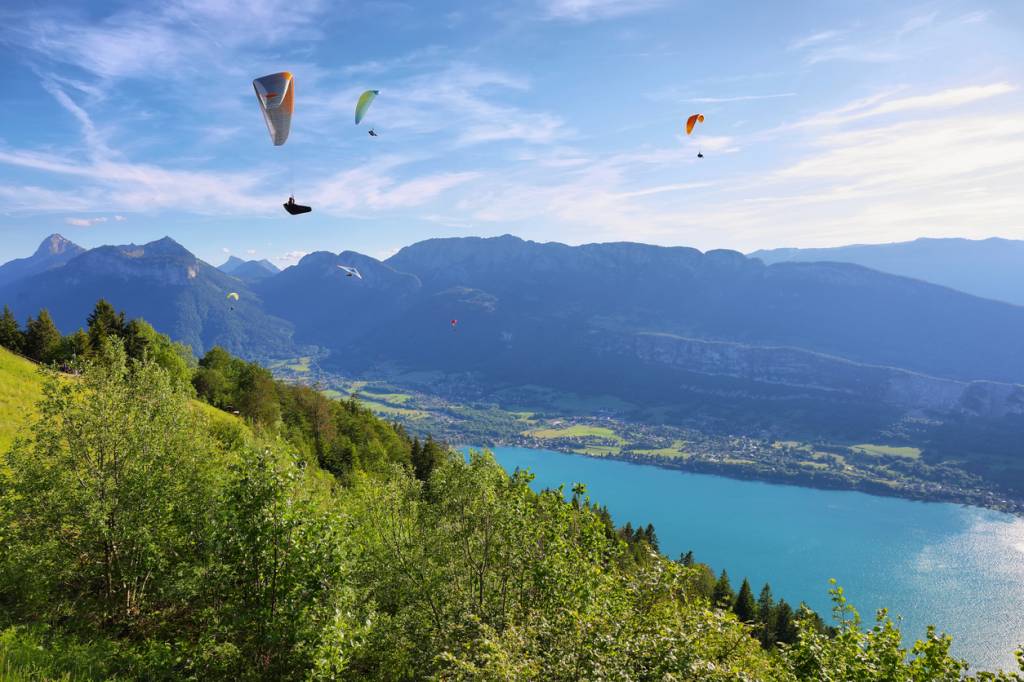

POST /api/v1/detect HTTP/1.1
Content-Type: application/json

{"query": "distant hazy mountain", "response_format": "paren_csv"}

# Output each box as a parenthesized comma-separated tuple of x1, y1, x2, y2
(750, 237, 1024, 306)
(219, 256, 280, 284)
(0, 236, 294, 359)
(374, 235, 1024, 385)
(0, 234, 85, 288)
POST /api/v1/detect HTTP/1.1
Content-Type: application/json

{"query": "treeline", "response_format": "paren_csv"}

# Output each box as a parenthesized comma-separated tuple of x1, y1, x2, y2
(2, 303, 1023, 680)
(0, 300, 191, 381)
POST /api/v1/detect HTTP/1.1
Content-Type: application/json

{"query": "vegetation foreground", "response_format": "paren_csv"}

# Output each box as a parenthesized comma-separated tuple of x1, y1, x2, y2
(1, 305, 1023, 680)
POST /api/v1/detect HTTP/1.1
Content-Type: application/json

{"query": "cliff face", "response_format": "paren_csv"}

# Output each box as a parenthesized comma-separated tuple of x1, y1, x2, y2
(592, 331, 1024, 417)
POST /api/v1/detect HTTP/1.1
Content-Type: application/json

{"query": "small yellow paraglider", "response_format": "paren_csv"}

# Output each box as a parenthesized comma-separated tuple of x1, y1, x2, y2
(227, 292, 240, 310)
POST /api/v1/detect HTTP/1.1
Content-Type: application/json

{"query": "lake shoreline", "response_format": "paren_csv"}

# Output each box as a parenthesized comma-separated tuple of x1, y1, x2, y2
(468, 439, 1024, 518)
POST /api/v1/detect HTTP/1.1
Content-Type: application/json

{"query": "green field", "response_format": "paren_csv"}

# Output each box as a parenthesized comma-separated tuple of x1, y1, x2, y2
(526, 424, 625, 443)
(0, 349, 43, 453)
(851, 444, 922, 460)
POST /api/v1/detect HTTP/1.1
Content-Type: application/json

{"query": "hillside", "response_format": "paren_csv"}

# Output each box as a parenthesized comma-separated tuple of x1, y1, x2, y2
(751, 237, 1024, 306)
(0, 348, 42, 453)
(0, 234, 84, 289)
(3, 329, 1021, 679)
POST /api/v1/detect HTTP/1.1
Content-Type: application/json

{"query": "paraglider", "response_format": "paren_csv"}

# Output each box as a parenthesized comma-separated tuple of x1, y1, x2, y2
(337, 265, 362, 279)
(368, 129, 378, 137)
(450, 319, 458, 331)
(284, 196, 312, 215)
(227, 292, 240, 310)
(355, 90, 379, 125)
(253, 72, 294, 146)
(685, 113, 705, 158)
(254, 71, 312, 212)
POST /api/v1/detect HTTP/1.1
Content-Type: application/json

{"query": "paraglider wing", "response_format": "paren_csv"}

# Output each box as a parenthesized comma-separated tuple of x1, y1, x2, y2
(450, 319, 458, 330)
(283, 200, 312, 215)
(355, 90, 379, 125)
(337, 265, 362, 279)
(253, 72, 294, 146)
(685, 113, 704, 135)
(226, 292, 240, 301)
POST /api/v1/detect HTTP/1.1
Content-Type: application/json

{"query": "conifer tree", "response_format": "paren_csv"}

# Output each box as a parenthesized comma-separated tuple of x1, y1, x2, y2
(756, 583, 776, 646)
(733, 578, 756, 623)
(0, 304, 24, 353)
(711, 570, 734, 608)
(24, 309, 62, 362)
(86, 299, 126, 351)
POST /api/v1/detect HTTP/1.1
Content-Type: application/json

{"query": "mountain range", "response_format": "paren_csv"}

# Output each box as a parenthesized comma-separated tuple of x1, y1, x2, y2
(3, 231, 1024, 490)
(751, 237, 1024, 306)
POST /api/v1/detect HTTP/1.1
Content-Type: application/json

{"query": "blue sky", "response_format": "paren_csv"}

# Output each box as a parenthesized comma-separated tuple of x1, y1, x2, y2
(1, 0, 1022, 267)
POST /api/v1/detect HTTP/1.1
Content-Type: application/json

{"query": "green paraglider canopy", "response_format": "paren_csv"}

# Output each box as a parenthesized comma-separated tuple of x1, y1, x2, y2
(355, 90, 379, 125)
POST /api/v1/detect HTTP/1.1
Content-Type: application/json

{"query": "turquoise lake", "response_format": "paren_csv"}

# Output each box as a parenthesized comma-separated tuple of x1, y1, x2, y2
(480, 446, 1024, 672)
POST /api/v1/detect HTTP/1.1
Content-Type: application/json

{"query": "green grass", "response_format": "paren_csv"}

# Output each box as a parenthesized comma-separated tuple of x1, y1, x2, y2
(358, 398, 429, 419)
(269, 356, 312, 373)
(851, 444, 922, 460)
(526, 424, 625, 443)
(0, 349, 44, 453)
(0, 348, 244, 456)
(359, 390, 413, 405)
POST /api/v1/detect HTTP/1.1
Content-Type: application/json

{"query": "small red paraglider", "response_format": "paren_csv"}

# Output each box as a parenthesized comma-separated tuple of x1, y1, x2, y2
(450, 319, 458, 331)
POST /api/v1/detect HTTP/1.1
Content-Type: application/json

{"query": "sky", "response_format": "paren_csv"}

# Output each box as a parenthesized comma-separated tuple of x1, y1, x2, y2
(1, 0, 1022, 267)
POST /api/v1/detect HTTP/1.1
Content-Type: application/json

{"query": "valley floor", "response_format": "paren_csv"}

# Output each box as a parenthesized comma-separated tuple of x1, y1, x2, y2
(270, 359, 1024, 517)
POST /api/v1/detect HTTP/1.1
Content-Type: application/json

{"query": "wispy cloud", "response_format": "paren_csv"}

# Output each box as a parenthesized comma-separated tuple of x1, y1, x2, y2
(788, 29, 844, 51)
(273, 250, 308, 267)
(65, 216, 107, 227)
(541, 0, 665, 22)
(791, 83, 1016, 128)
(689, 93, 797, 104)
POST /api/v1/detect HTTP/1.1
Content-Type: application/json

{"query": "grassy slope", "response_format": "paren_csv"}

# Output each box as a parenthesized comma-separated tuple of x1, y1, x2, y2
(0, 349, 43, 453)
(0, 347, 243, 453)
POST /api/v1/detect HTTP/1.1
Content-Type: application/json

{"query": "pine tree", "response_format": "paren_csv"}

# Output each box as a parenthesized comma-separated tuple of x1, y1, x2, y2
(733, 578, 756, 623)
(87, 299, 126, 351)
(0, 305, 24, 353)
(680, 550, 695, 567)
(774, 599, 798, 644)
(756, 583, 776, 646)
(711, 570, 734, 608)
(24, 309, 62, 362)
(643, 523, 659, 551)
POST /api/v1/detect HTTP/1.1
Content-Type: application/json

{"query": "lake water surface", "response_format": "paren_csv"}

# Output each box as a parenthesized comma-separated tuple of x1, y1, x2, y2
(481, 446, 1024, 672)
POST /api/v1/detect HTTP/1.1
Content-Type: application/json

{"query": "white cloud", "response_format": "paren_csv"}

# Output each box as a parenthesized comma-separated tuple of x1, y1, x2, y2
(221, 247, 231, 254)
(788, 29, 844, 51)
(273, 250, 308, 266)
(246, 249, 257, 256)
(4, 0, 326, 82)
(542, 0, 665, 21)
(790, 83, 1016, 129)
(65, 216, 107, 227)
(113, 215, 126, 221)
(689, 93, 796, 104)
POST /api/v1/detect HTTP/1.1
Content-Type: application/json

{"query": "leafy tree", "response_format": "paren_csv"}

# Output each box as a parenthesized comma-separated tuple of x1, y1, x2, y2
(1, 341, 220, 629)
(123, 318, 193, 385)
(86, 299, 125, 351)
(0, 304, 23, 353)
(711, 569, 734, 608)
(734, 577, 756, 623)
(23, 309, 61, 363)
(200, 447, 348, 679)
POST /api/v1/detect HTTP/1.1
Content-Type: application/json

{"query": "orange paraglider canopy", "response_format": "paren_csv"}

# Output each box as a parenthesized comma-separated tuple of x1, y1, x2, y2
(685, 113, 704, 135)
